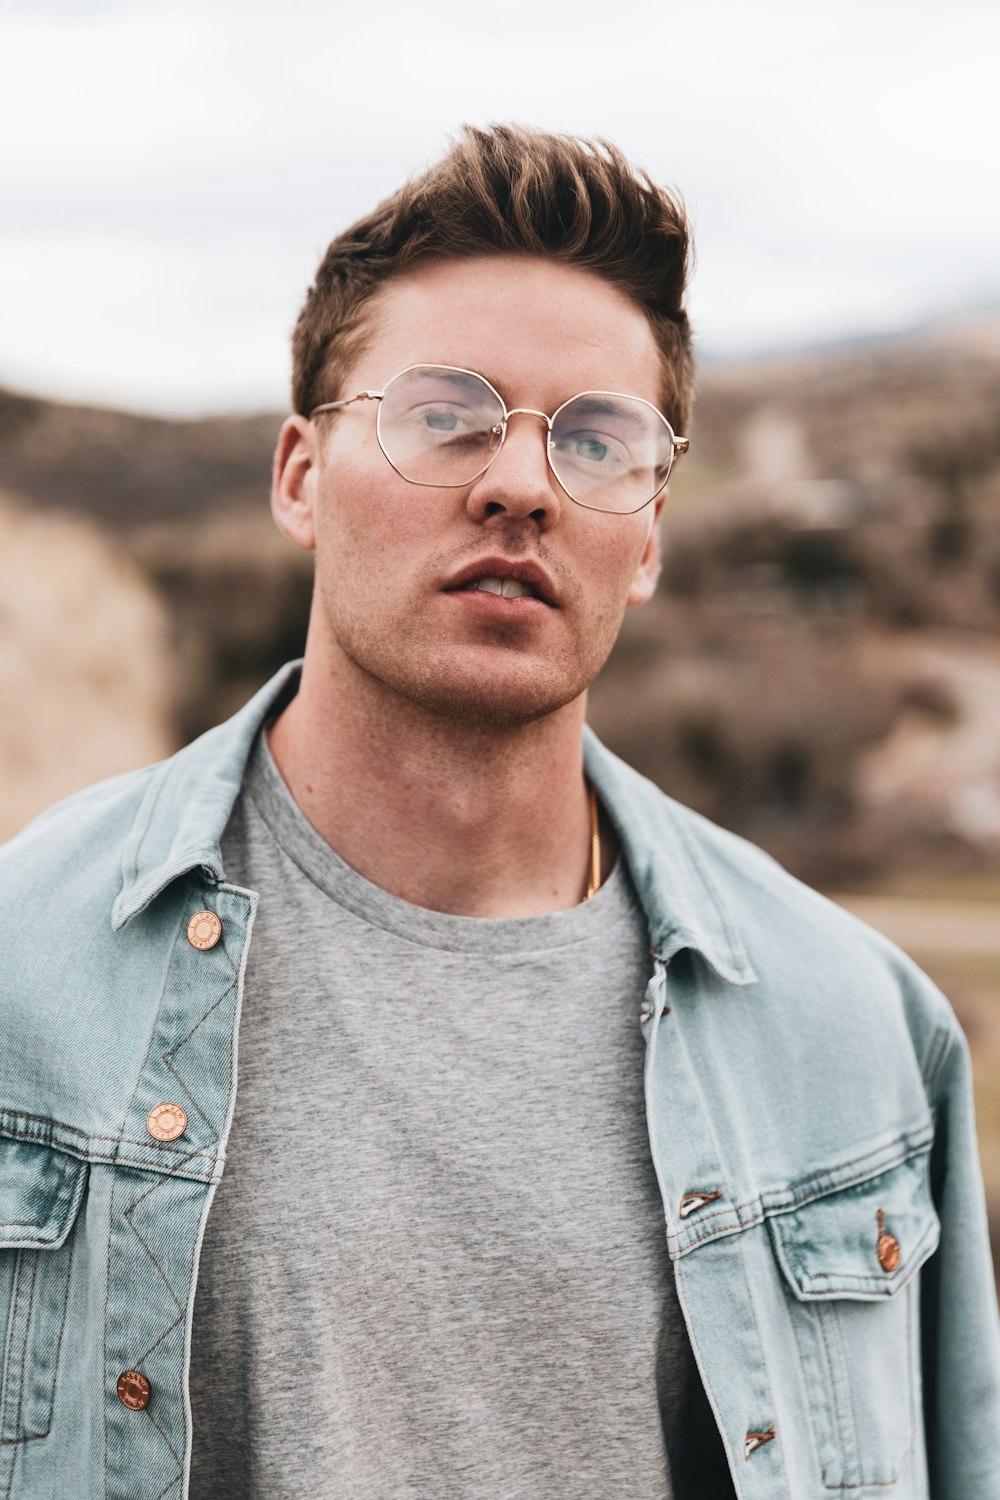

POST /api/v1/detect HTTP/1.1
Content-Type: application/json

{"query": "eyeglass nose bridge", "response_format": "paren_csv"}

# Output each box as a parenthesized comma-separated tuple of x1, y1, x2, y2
(489, 407, 554, 448)
(500, 406, 554, 430)
(486, 408, 559, 494)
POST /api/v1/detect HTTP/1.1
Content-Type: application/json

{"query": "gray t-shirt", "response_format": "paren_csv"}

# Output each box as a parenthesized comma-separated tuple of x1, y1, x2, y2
(188, 729, 732, 1498)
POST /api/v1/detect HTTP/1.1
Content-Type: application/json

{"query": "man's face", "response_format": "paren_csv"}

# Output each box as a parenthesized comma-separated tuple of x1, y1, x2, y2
(282, 254, 669, 728)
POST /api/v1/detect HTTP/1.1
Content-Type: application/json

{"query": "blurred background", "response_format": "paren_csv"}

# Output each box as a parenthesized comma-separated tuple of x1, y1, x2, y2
(1, 0, 998, 1270)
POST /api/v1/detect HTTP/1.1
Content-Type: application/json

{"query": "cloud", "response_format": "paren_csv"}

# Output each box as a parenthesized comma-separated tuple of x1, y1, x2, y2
(1, 0, 998, 411)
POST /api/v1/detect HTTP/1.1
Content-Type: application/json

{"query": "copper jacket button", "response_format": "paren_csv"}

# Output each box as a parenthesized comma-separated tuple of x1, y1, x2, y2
(876, 1208, 901, 1272)
(117, 1371, 151, 1410)
(187, 910, 222, 950)
(878, 1231, 901, 1272)
(146, 1102, 188, 1142)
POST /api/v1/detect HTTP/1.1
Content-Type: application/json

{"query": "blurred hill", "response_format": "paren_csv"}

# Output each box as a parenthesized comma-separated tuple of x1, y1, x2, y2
(0, 493, 175, 840)
(591, 320, 1000, 885)
(2, 318, 1000, 887)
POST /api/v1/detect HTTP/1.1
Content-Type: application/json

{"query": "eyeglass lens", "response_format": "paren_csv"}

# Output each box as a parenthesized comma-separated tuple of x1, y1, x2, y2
(376, 366, 674, 513)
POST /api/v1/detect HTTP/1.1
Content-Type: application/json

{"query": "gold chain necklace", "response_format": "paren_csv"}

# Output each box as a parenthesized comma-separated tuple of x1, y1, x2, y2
(585, 783, 601, 900)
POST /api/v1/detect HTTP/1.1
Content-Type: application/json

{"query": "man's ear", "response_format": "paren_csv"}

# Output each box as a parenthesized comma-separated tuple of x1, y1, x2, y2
(271, 415, 320, 552)
(625, 492, 666, 606)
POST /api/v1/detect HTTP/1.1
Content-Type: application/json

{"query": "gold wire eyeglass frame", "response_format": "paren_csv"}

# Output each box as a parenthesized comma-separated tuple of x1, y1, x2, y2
(308, 362, 690, 515)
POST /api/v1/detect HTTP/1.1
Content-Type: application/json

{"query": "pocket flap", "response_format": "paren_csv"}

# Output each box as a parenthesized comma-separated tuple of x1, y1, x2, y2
(0, 1137, 88, 1249)
(767, 1150, 940, 1302)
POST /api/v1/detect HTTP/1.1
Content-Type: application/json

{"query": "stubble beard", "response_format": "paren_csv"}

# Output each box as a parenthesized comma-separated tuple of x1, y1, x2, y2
(325, 598, 618, 733)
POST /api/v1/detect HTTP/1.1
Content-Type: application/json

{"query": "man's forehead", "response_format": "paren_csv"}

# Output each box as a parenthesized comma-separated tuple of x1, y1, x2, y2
(342, 253, 664, 400)
(364, 251, 647, 319)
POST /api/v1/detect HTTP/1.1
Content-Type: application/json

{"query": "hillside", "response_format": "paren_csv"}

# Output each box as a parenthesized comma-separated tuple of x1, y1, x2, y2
(0, 494, 175, 839)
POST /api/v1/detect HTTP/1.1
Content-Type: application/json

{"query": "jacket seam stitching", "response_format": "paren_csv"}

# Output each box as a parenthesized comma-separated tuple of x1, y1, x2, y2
(124, 1207, 184, 1317)
(127, 768, 170, 897)
(0, 1145, 218, 1182)
(146, 1404, 183, 1496)
(15, 1254, 39, 1452)
(822, 1478, 902, 1490)
(787, 1287, 824, 1477)
(674, 1138, 931, 1247)
(668, 806, 745, 969)
(0, 1115, 220, 1164)
(43, 1207, 78, 1444)
(674, 1142, 932, 1254)
(113, 912, 188, 1177)
(822, 1302, 862, 1486)
(0, 1253, 17, 1442)
(734, 1212, 784, 1486)
(159, 941, 238, 1136)
(921, 1021, 953, 1096)
(789, 1216, 938, 1294)
(0, 1253, 25, 1457)
(139, 1311, 184, 1367)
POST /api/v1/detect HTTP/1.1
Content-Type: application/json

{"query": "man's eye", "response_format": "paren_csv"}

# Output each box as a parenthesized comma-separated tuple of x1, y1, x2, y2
(424, 409, 459, 432)
(576, 437, 610, 463)
(557, 431, 628, 466)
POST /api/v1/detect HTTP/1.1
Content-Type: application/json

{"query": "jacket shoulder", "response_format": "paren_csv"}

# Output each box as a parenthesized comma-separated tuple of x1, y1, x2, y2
(674, 789, 956, 1044)
(0, 761, 160, 919)
(594, 738, 959, 1064)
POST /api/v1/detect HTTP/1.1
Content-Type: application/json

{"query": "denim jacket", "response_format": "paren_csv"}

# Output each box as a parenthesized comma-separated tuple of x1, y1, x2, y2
(1, 660, 998, 1499)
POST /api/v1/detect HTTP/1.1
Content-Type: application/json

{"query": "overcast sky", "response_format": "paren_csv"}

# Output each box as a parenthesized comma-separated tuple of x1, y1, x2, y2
(1, 0, 998, 416)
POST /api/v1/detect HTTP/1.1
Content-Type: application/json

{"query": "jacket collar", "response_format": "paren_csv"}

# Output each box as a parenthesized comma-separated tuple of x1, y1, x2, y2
(114, 660, 756, 985)
(583, 729, 757, 986)
(112, 661, 302, 930)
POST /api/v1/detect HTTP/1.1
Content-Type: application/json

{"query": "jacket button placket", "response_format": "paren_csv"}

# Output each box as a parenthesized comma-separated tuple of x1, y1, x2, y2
(642, 951, 793, 1498)
(105, 882, 254, 1500)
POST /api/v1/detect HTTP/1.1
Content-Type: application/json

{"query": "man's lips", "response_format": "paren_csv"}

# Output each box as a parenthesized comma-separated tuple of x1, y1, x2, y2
(456, 576, 539, 600)
(442, 559, 558, 606)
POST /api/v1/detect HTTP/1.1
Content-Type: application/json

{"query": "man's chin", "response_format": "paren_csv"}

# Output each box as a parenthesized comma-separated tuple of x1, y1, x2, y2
(329, 623, 603, 731)
(381, 658, 591, 732)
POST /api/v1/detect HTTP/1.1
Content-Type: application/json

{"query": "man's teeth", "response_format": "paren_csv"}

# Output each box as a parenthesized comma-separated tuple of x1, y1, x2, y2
(462, 577, 537, 599)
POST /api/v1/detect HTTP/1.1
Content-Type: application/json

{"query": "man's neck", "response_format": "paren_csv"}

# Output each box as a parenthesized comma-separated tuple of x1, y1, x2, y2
(265, 653, 609, 919)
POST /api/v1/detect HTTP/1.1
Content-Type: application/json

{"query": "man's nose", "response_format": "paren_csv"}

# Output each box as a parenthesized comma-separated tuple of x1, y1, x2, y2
(465, 411, 562, 530)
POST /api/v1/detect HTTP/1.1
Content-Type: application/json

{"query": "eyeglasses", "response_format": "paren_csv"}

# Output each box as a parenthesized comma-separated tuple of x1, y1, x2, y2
(309, 363, 689, 515)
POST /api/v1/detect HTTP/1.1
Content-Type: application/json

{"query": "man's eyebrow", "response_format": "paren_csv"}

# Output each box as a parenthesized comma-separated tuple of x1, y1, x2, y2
(415, 366, 500, 397)
(561, 396, 648, 430)
(457, 368, 506, 401)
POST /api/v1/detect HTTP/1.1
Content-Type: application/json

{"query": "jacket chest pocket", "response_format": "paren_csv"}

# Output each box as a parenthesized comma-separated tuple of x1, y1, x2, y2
(767, 1149, 939, 1493)
(0, 1138, 88, 1444)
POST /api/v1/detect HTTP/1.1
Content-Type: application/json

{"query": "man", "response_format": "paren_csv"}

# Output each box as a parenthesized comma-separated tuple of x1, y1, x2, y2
(0, 126, 997, 1500)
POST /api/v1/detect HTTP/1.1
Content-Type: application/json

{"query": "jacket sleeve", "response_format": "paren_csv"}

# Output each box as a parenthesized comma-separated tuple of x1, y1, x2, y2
(921, 1013, 1000, 1498)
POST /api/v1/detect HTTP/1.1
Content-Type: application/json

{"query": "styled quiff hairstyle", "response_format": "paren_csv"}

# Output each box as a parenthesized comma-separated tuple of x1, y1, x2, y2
(292, 123, 694, 433)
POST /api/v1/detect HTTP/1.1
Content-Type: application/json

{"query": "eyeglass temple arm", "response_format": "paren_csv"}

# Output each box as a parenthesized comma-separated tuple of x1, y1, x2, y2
(673, 436, 690, 457)
(309, 391, 383, 418)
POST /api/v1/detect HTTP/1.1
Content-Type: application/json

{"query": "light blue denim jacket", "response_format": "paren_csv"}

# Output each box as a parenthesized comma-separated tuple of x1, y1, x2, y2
(1, 661, 998, 1498)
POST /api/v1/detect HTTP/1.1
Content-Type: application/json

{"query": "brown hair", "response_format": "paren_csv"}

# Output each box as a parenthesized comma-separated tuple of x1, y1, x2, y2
(292, 123, 694, 432)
